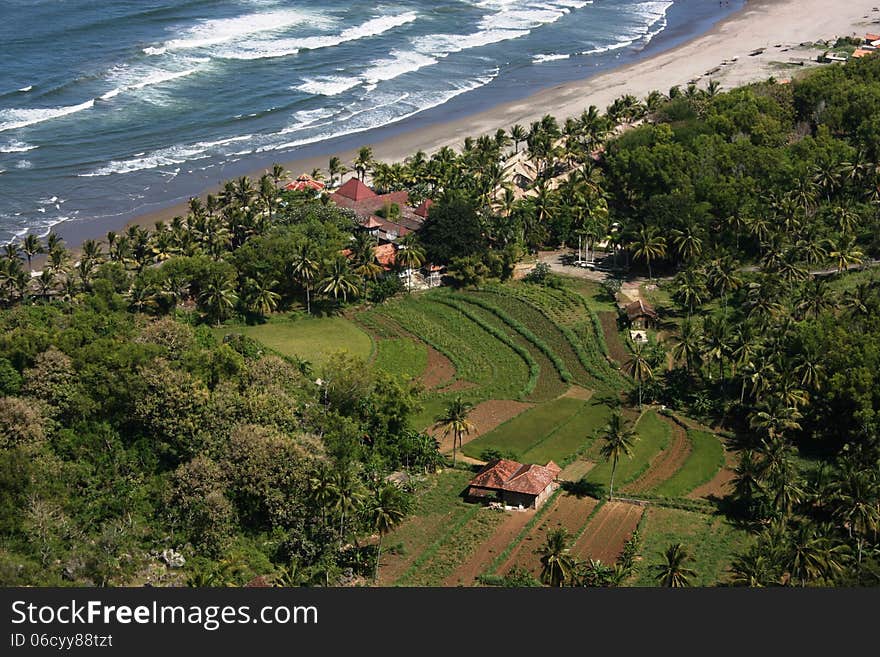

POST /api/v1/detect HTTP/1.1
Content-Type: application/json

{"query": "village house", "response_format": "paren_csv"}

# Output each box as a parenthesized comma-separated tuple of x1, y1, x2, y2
(330, 178, 429, 244)
(284, 173, 325, 193)
(623, 298, 659, 330)
(466, 458, 561, 510)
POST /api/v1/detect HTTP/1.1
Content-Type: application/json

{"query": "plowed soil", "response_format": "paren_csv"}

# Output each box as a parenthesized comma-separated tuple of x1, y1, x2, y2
(559, 460, 596, 482)
(421, 345, 456, 389)
(687, 448, 737, 500)
(598, 311, 629, 365)
(572, 501, 643, 564)
(443, 510, 536, 586)
(499, 494, 599, 577)
(625, 416, 692, 494)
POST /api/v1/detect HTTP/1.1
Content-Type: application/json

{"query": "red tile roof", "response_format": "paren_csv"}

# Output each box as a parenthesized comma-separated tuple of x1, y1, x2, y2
(469, 458, 559, 497)
(867, 33, 880, 42)
(374, 243, 397, 269)
(333, 178, 377, 202)
(362, 216, 383, 229)
(852, 48, 873, 58)
(285, 173, 325, 192)
(625, 299, 658, 320)
(414, 198, 433, 218)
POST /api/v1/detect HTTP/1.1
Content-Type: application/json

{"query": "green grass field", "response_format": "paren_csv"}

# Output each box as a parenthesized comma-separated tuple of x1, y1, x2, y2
(373, 338, 428, 380)
(631, 507, 752, 587)
(461, 396, 586, 462)
(650, 429, 725, 498)
(521, 400, 612, 464)
(213, 316, 373, 366)
(584, 411, 671, 493)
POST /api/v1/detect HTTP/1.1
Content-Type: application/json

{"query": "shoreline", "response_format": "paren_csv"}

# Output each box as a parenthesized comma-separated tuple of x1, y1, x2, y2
(45, 0, 880, 252)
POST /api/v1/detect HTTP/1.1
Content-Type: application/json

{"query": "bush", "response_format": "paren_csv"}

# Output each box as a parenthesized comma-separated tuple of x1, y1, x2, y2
(480, 447, 520, 462)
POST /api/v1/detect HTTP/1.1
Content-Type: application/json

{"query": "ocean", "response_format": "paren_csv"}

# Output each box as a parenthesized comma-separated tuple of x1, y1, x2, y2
(0, 0, 743, 245)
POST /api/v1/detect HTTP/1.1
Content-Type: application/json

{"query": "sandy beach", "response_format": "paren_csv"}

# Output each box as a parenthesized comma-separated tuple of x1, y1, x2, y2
(67, 0, 880, 244)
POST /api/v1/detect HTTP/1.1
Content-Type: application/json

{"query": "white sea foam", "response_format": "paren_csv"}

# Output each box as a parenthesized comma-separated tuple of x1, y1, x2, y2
(0, 99, 95, 133)
(360, 50, 438, 85)
(216, 11, 419, 60)
(532, 53, 570, 63)
(0, 139, 37, 153)
(18, 85, 33, 93)
(156, 9, 316, 52)
(296, 76, 360, 97)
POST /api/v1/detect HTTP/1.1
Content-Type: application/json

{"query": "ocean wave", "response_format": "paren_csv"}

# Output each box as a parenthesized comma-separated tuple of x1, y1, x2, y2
(360, 50, 438, 85)
(100, 65, 203, 100)
(215, 11, 419, 60)
(0, 140, 38, 153)
(0, 99, 95, 133)
(18, 85, 33, 93)
(532, 53, 571, 63)
(152, 8, 317, 52)
(296, 76, 361, 97)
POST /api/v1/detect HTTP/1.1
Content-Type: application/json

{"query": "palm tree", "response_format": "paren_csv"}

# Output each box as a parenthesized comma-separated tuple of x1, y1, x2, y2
(653, 543, 696, 587)
(351, 236, 383, 296)
(670, 225, 703, 264)
(199, 274, 238, 325)
(290, 242, 319, 314)
(433, 396, 475, 468)
(624, 342, 653, 409)
(395, 235, 425, 292)
(353, 146, 374, 182)
(510, 124, 527, 154)
(328, 156, 346, 187)
(598, 411, 638, 500)
(365, 482, 409, 582)
(319, 257, 359, 303)
(22, 234, 44, 272)
(538, 528, 577, 587)
(330, 464, 365, 542)
(244, 278, 280, 317)
(829, 236, 864, 273)
(629, 225, 666, 279)
(670, 319, 702, 373)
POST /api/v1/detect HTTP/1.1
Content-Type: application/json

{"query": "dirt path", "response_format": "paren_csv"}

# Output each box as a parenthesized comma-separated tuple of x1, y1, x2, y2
(625, 416, 692, 494)
(432, 399, 534, 454)
(421, 345, 456, 389)
(572, 501, 643, 565)
(562, 385, 594, 400)
(598, 311, 629, 365)
(499, 494, 599, 577)
(443, 510, 536, 586)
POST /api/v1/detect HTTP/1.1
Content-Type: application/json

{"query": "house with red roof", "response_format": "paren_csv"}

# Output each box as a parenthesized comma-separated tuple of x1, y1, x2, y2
(329, 176, 431, 243)
(284, 173, 325, 193)
(467, 458, 561, 509)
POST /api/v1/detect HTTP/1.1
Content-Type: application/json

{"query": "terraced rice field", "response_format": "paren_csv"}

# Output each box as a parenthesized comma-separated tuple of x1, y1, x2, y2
(625, 415, 692, 494)
(498, 494, 599, 577)
(443, 510, 536, 586)
(584, 411, 671, 493)
(572, 501, 644, 565)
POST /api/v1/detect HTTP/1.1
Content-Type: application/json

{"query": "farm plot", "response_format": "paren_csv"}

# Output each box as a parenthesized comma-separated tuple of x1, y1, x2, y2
(652, 429, 726, 498)
(373, 338, 428, 380)
(498, 494, 599, 577)
(461, 396, 586, 462)
(631, 506, 752, 587)
(598, 311, 630, 365)
(521, 399, 612, 465)
(572, 501, 644, 565)
(376, 469, 474, 586)
(624, 415, 692, 494)
(433, 399, 535, 454)
(443, 510, 536, 586)
(584, 411, 671, 494)
(375, 297, 532, 401)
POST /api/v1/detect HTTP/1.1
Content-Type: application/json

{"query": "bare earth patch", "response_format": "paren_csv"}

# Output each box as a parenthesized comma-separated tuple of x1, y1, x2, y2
(625, 415, 692, 494)
(420, 345, 456, 389)
(572, 501, 643, 564)
(562, 385, 595, 400)
(443, 509, 536, 586)
(436, 379, 478, 394)
(500, 494, 599, 577)
(559, 460, 596, 482)
(434, 399, 534, 454)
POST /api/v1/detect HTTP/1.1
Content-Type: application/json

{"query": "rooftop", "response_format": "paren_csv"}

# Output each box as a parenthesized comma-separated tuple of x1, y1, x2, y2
(469, 458, 561, 497)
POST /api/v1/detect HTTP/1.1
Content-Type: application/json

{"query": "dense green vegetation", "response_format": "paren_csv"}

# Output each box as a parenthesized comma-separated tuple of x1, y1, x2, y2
(1, 53, 879, 587)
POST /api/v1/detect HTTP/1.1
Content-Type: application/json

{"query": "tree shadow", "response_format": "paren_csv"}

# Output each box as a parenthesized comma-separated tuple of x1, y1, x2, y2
(562, 478, 605, 499)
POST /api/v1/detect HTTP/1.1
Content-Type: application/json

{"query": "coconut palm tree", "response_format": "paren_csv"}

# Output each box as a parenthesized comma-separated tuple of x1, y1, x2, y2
(199, 274, 238, 325)
(629, 225, 666, 279)
(290, 241, 319, 314)
(624, 342, 653, 409)
(653, 543, 696, 587)
(351, 236, 384, 296)
(509, 124, 527, 154)
(319, 257, 359, 303)
(22, 234, 44, 272)
(353, 146, 374, 183)
(328, 156, 346, 187)
(395, 234, 425, 292)
(365, 481, 409, 582)
(670, 319, 702, 373)
(598, 411, 638, 500)
(433, 396, 475, 468)
(829, 236, 864, 273)
(539, 528, 577, 587)
(244, 278, 280, 318)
